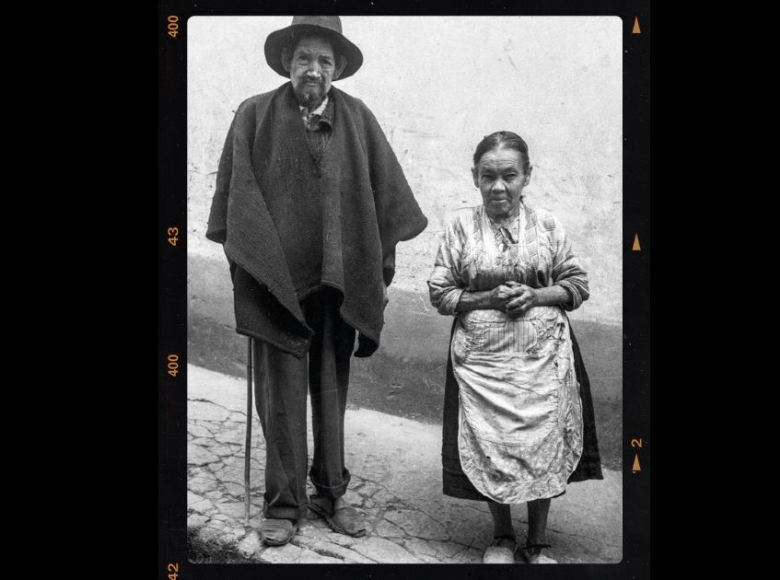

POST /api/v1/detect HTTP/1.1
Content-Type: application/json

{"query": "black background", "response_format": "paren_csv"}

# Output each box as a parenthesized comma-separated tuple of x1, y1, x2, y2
(158, 1, 651, 578)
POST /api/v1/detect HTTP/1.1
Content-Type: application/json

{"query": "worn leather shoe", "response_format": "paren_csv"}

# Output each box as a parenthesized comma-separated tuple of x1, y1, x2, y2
(308, 495, 367, 537)
(261, 518, 298, 546)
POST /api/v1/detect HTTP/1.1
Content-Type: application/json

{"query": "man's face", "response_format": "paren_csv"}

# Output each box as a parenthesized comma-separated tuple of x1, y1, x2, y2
(284, 36, 343, 109)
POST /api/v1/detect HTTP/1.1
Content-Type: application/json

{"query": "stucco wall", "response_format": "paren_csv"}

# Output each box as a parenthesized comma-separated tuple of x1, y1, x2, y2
(187, 15, 622, 324)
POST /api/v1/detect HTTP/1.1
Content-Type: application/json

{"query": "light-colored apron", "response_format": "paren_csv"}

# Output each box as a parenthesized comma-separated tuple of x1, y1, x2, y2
(452, 305, 584, 504)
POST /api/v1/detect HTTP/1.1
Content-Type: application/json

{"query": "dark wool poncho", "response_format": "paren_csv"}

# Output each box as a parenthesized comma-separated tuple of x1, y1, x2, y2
(207, 83, 428, 358)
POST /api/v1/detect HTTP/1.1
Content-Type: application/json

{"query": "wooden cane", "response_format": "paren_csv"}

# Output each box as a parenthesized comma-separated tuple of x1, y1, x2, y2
(244, 337, 254, 524)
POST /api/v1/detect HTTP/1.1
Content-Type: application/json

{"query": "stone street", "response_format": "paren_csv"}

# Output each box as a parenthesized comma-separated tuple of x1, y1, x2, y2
(187, 365, 622, 564)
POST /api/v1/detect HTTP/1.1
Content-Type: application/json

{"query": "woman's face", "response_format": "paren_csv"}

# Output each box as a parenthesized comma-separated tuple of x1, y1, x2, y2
(472, 147, 530, 220)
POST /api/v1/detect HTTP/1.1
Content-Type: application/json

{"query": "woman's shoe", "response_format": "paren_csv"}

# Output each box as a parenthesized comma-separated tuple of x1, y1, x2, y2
(522, 543, 557, 564)
(482, 536, 517, 563)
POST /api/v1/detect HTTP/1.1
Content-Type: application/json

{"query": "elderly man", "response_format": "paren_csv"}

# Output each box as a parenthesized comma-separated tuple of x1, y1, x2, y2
(206, 16, 427, 547)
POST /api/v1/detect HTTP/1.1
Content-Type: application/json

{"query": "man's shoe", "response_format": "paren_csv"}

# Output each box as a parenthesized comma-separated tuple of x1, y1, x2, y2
(261, 517, 298, 546)
(308, 495, 367, 537)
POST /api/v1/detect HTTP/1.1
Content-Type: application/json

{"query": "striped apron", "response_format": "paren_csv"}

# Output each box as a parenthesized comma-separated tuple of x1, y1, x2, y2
(451, 305, 584, 503)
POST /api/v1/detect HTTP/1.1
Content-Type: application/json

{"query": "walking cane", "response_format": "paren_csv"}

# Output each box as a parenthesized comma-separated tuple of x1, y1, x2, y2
(244, 337, 254, 524)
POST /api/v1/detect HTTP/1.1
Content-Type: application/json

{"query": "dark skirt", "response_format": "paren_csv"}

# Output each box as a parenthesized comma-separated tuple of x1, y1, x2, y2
(442, 317, 604, 502)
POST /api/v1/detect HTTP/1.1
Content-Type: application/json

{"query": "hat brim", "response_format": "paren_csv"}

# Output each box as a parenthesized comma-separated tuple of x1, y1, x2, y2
(264, 24, 363, 81)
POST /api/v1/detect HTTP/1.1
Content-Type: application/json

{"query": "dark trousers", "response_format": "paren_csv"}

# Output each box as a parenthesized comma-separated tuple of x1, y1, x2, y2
(253, 288, 356, 520)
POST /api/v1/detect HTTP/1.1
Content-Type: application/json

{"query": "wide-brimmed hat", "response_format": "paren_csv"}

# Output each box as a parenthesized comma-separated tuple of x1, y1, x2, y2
(264, 16, 363, 80)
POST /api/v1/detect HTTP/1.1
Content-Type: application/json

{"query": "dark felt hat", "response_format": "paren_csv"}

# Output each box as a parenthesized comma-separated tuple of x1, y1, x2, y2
(264, 16, 364, 81)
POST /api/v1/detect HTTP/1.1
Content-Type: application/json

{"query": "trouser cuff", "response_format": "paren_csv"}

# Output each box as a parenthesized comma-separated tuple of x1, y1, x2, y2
(310, 469, 351, 500)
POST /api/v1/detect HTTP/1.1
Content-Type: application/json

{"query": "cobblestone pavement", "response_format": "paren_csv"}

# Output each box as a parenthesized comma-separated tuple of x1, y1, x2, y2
(187, 365, 623, 564)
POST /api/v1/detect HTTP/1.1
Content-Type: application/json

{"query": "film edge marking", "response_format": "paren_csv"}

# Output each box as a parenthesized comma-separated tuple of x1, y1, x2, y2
(630, 438, 643, 473)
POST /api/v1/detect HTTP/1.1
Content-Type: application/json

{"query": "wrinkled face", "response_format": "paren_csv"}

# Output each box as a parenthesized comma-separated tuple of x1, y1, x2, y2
(283, 36, 344, 108)
(472, 147, 531, 219)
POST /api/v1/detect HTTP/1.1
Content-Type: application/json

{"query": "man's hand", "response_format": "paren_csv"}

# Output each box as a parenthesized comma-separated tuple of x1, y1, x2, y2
(504, 282, 539, 317)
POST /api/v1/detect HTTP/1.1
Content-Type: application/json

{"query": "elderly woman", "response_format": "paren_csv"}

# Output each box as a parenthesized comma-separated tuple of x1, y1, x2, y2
(428, 131, 603, 564)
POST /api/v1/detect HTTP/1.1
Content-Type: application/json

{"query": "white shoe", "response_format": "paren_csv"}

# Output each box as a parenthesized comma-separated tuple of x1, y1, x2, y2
(523, 544, 557, 564)
(483, 537, 517, 564)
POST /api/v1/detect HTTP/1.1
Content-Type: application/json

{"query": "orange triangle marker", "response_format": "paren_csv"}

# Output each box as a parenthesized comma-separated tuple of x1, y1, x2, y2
(633, 17, 641, 34)
(632, 234, 641, 251)
(632, 453, 641, 472)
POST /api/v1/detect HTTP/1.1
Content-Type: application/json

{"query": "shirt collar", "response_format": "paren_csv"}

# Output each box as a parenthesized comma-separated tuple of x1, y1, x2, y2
(299, 94, 333, 131)
(486, 202, 524, 241)
(299, 94, 329, 117)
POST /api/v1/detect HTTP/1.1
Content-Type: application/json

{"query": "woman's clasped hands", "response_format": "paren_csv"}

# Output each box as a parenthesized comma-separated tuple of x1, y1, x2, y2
(489, 281, 538, 317)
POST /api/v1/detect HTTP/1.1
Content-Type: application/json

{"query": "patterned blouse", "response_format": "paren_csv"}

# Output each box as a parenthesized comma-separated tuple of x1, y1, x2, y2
(428, 202, 589, 315)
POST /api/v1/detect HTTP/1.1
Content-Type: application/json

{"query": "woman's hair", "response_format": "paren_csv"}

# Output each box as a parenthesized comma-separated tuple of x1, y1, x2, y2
(472, 131, 531, 174)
